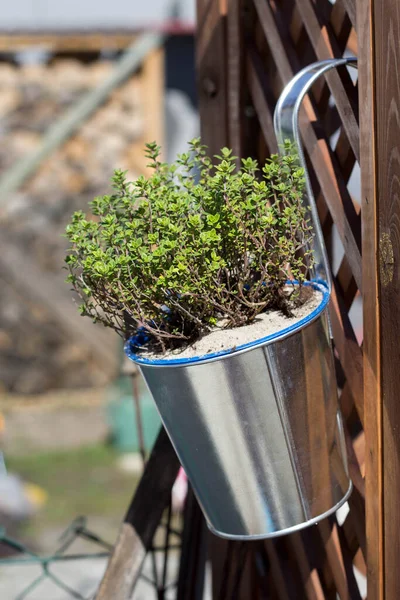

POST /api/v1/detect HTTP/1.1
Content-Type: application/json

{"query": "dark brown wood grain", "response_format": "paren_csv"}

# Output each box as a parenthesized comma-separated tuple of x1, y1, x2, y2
(331, 2, 351, 40)
(177, 489, 208, 600)
(302, 324, 335, 515)
(253, 0, 293, 83)
(264, 541, 292, 600)
(196, 0, 228, 159)
(288, 533, 325, 600)
(373, 1, 400, 598)
(329, 282, 364, 423)
(226, 0, 243, 160)
(356, 0, 383, 597)
(318, 520, 352, 600)
(247, 44, 279, 153)
(341, 0, 357, 29)
(330, 1, 354, 49)
(346, 486, 367, 559)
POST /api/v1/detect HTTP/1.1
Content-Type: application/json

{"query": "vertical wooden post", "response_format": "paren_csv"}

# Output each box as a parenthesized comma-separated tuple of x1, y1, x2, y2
(196, 0, 228, 158)
(360, 0, 400, 597)
(226, 0, 243, 160)
(196, 0, 243, 158)
(357, 0, 382, 598)
(372, 1, 400, 598)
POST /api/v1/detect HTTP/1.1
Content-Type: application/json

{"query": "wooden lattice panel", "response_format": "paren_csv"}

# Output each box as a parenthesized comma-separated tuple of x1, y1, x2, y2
(197, 0, 366, 597)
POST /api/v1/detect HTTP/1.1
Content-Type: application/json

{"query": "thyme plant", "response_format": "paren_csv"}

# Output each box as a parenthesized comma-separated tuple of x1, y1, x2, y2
(65, 139, 314, 352)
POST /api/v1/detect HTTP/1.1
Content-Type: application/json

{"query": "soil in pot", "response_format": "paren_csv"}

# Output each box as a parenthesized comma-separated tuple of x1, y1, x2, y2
(142, 286, 323, 360)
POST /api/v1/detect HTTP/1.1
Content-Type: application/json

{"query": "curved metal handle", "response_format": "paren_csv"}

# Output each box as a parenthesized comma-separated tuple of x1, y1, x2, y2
(273, 58, 358, 292)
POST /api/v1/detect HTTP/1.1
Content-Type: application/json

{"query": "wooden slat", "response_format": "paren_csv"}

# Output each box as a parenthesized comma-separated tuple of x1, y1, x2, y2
(289, 533, 325, 600)
(330, 1, 354, 50)
(264, 541, 291, 600)
(347, 28, 358, 55)
(227, 0, 243, 160)
(209, 538, 233, 600)
(329, 282, 364, 423)
(356, 0, 382, 596)
(343, 420, 365, 498)
(346, 486, 367, 559)
(373, 0, 400, 598)
(319, 3, 355, 123)
(303, 323, 337, 513)
(177, 489, 207, 600)
(253, 0, 293, 83)
(286, 6, 331, 112)
(247, 45, 279, 153)
(96, 428, 180, 600)
(335, 258, 358, 311)
(318, 520, 352, 600)
(334, 129, 357, 186)
(196, 0, 228, 159)
(197, 0, 214, 31)
(287, 2, 307, 53)
(209, 539, 256, 600)
(341, 0, 357, 30)
(335, 521, 363, 600)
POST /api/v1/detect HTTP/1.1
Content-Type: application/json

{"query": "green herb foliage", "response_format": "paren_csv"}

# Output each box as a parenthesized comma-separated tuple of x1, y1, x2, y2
(65, 139, 314, 352)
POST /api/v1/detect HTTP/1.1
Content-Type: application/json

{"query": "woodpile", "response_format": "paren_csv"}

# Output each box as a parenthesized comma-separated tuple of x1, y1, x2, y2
(0, 55, 161, 394)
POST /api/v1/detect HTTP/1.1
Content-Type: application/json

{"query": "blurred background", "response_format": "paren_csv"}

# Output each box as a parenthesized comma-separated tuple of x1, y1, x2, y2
(0, 1, 198, 597)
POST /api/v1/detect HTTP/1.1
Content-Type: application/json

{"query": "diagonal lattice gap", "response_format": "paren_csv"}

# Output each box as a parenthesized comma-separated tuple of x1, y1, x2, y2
(335, 254, 358, 309)
(347, 161, 361, 207)
(291, 0, 360, 161)
(328, 0, 354, 54)
(327, 223, 345, 275)
(330, 282, 364, 422)
(333, 127, 357, 184)
(345, 29, 358, 56)
(330, 123, 342, 151)
(348, 292, 363, 346)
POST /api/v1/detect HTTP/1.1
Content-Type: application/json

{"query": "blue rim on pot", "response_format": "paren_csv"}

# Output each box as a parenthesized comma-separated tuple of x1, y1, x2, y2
(125, 280, 330, 366)
(125, 280, 352, 539)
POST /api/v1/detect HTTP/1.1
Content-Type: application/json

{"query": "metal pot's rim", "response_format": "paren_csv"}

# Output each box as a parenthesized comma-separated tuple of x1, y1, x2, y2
(206, 480, 353, 541)
(125, 280, 330, 368)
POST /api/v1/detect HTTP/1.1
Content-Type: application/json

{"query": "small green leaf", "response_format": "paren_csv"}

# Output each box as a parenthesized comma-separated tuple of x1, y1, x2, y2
(64, 138, 311, 349)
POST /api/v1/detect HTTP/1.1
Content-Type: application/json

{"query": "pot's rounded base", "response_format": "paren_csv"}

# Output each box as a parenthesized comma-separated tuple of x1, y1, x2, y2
(206, 481, 353, 540)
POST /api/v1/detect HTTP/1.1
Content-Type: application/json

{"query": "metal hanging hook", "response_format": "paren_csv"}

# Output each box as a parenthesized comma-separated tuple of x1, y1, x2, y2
(274, 58, 358, 293)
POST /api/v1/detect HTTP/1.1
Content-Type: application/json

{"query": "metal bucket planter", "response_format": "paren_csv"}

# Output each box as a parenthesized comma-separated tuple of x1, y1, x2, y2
(126, 281, 351, 539)
(125, 58, 356, 539)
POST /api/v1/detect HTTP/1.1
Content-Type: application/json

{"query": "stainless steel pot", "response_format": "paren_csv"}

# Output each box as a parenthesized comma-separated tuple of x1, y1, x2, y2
(125, 282, 351, 539)
(125, 58, 357, 539)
